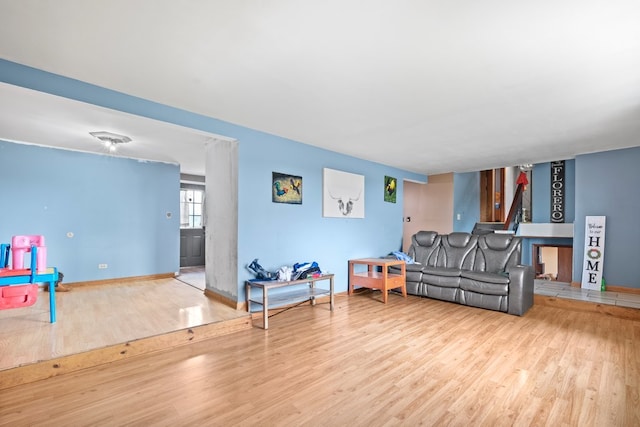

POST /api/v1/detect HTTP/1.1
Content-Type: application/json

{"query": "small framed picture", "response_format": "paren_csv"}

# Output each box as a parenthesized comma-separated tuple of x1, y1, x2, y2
(384, 176, 397, 203)
(272, 172, 302, 204)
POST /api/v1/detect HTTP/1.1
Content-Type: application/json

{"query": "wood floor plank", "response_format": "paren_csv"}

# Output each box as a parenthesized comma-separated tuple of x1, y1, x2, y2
(0, 278, 247, 372)
(1, 294, 639, 426)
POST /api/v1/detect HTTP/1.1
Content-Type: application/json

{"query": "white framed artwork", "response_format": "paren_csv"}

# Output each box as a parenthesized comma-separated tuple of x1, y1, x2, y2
(322, 168, 365, 218)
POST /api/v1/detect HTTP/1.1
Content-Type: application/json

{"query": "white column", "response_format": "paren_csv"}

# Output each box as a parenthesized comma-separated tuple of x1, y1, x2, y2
(204, 138, 238, 300)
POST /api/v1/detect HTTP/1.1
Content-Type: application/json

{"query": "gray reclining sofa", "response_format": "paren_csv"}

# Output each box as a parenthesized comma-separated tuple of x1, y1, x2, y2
(391, 231, 534, 316)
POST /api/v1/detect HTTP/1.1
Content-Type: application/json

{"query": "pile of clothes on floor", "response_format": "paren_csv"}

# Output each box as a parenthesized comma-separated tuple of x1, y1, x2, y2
(247, 259, 321, 281)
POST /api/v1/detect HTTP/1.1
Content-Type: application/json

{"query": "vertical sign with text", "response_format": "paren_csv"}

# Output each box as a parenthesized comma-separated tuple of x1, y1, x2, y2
(581, 216, 606, 290)
(550, 160, 565, 223)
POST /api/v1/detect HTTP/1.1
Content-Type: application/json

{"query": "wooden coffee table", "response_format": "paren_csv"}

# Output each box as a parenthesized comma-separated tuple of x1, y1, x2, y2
(348, 258, 406, 303)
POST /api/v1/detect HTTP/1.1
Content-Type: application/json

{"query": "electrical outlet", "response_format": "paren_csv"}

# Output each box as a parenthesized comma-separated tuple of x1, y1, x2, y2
(98, 263, 108, 269)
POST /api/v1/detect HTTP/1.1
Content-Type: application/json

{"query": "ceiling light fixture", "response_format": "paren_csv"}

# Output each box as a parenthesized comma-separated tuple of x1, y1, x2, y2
(89, 131, 132, 153)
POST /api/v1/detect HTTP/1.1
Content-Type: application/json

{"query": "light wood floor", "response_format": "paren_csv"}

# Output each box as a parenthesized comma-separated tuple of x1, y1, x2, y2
(1, 290, 639, 426)
(177, 266, 206, 290)
(0, 277, 246, 371)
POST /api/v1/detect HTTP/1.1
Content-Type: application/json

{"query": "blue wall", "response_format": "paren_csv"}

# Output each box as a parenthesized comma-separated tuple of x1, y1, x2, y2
(452, 171, 480, 232)
(574, 147, 640, 288)
(238, 133, 417, 297)
(0, 141, 180, 281)
(0, 59, 425, 298)
(452, 163, 578, 269)
(451, 153, 640, 289)
(520, 160, 576, 266)
(5, 58, 637, 290)
(524, 152, 640, 288)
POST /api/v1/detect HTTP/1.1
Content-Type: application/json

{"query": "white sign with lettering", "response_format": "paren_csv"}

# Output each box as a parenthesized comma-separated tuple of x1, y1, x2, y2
(581, 216, 606, 290)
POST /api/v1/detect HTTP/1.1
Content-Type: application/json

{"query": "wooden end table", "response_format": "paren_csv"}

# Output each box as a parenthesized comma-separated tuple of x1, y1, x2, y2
(348, 258, 407, 304)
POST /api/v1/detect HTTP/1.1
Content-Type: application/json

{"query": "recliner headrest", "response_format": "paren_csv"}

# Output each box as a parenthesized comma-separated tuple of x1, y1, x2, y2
(414, 231, 438, 247)
(446, 232, 474, 248)
(482, 233, 515, 250)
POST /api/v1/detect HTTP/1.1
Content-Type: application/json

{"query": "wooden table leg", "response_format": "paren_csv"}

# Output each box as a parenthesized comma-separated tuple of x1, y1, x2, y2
(382, 266, 388, 304)
(245, 282, 250, 312)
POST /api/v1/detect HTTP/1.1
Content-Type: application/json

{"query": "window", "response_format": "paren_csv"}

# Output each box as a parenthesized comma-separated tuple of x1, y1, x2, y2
(180, 188, 204, 229)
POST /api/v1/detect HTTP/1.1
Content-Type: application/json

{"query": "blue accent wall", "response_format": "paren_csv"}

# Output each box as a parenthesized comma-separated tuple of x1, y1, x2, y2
(5, 58, 637, 290)
(238, 136, 417, 297)
(452, 172, 480, 232)
(0, 59, 425, 297)
(574, 147, 640, 288)
(451, 152, 640, 289)
(0, 140, 180, 281)
(521, 160, 576, 266)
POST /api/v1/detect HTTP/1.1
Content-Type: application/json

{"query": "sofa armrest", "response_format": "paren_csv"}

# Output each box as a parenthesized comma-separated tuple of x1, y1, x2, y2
(506, 264, 534, 316)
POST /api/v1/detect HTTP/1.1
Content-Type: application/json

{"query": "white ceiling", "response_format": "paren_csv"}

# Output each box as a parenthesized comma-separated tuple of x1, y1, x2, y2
(0, 83, 226, 175)
(1, 1, 640, 175)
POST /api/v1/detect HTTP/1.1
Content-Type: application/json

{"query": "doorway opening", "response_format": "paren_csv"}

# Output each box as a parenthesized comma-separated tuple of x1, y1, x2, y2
(178, 180, 206, 290)
(480, 168, 505, 223)
(402, 174, 453, 251)
(180, 183, 205, 268)
(532, 244, 573, 283)
(479, 166, 533, 231)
